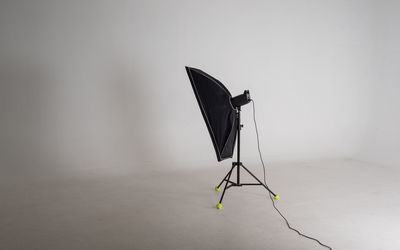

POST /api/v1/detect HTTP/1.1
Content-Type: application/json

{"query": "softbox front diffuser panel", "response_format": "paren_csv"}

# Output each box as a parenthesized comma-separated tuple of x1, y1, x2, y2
(186, 67, 237, 162)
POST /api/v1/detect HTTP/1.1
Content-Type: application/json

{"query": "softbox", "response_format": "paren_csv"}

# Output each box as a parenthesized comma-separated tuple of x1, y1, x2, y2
(186, 67, 237, 161)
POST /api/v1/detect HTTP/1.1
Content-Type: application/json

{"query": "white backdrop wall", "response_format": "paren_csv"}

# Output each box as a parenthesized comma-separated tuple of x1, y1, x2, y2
(1, 0, 395, 176)
(358, 1, 400, 168)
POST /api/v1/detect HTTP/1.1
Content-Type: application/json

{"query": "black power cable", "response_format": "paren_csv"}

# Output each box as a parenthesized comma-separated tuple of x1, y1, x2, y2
(250, 99, 333, 250)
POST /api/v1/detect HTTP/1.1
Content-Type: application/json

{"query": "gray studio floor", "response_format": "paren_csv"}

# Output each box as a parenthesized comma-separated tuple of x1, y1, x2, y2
(1, 159, 399, 250)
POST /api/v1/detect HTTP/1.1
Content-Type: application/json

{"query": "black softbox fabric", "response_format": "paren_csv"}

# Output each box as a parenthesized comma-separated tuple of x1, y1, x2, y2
(186, 67, 237, 161)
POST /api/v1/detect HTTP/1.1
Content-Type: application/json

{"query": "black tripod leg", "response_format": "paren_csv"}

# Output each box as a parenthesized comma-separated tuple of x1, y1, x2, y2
(217, 166, 234, 207)
(217, 171, 231, 189)
(241, 164, 278, 197)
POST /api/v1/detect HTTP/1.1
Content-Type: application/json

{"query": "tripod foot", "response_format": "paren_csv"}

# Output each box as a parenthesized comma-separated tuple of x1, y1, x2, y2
(274, 195, 280, 200)
(216, 203, 223, 210)
(215, 186, 220, 191)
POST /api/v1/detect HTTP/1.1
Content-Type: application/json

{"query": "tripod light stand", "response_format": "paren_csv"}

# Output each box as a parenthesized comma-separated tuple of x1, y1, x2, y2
(214, 104, 279, 209)
(185, 67, 279, 209)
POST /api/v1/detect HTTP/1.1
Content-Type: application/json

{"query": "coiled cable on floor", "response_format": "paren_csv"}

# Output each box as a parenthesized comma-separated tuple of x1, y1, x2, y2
(251, 99, 333, 250)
